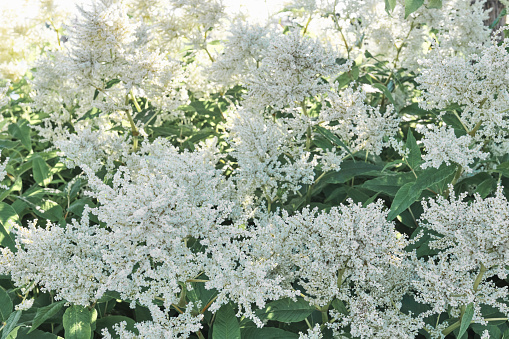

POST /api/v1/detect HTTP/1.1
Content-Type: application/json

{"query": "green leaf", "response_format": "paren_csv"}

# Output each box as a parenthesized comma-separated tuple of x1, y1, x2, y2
(4, 326, 20, 339)
(95, 316, 137, 337)
(361, 172, 416, 196)
(213, 304, 240, 339)
(0, 287, 13, 322)
(323, 161, 383, 184)
(458, 304, 474, 339)
(474, 177, 496, 198)
(427, 0, 442, 9)
(405, 0, 424, 18)
(241, 327, 298, 339)
(67, 199, 95, 217)
(2, 311, 21, 339)
(32, 155, 52, 187)
(63, 305, 92, 339)
(489, 8, 507, 29)
(387, 182, 419, 221)
(315, 126, 354, 160)
(255, 298, 314, 323)
(33, 200, 63, 222)
(385, 0, 397, 12)
(405, 130, 422, 170)
(331, 299, 348, 315)
(387, 165, 456, 220)
(412, 164, 456, 192)
(0, 202, 18, 251)
(7, 122, 31, 151)
(105, 79, 121, 89)
(8, 327, 58, 339)
(29, 301, 66, 333)
(372, 83, 395, 106)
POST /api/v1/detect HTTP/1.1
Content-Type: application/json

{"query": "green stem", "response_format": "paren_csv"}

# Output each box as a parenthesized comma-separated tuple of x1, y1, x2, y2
(302, 15, 313, 35)
(473, 263, 486, 292)
(125, 92, 140, 152)
(468, 121, 483, 137)
(442, 264, 487, 336)
(129, 89, 142, 113)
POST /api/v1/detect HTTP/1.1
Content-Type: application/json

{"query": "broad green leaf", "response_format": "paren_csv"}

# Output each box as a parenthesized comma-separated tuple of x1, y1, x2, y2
(90, 309, 97, 333)
(95, 316, 137, 337)
(496, 162, 509, 177)
(315, 126, 354, 159)
(331, 299, 348, 315)
(427, 0, 442, 9)
(385, 0, 397, 12)
(323, 161, 382, 184)
(255, 298, 314, 323)
(2, 311, 21, 339)
(9, 327, 58, 338)
(412, 164, 456, 192)
(471, 323, 504, 338)
(29, 301, 66, 333)
(213, 304, 240, 339)
(0, 287, 13, 322)
(63, 305, 92, 339)
(405, 130, 422, 170)
(241, 327, 298, 339)
(387, 182, 419, 221)
(372, 83, 395, 106)
(475, 177, 496, 198)
(345, 186, 371, 204)
(0, 202, 18, 251)
(458, 304, 474, 339)
(67, 199, 95, 217)
(33, 200, 63, 222)
(361, 172, 415, 196)
(405, 0, 424, 18)
(0, 176, 22, 203)
(134, 305, 152, 322)
(7, 122, 31, 151)
(387, 165, 456, 220)
(5, 326, 20, 339)
(32, 155, 52, 187)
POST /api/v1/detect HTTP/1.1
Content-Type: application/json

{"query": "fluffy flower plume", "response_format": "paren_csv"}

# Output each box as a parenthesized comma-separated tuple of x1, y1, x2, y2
(244, 30, 350, 110)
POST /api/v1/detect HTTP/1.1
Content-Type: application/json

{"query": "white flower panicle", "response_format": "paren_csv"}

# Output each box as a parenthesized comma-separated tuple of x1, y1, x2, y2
(320, 86, 401, 155)
(417, 124, 489, 172)
(102, 305, 204, 339)
(227, 107, 316, 205)
(417, 34, 509, 144)
(411, 186, 509, 323)
(209, 21, 271, 87)
(0, 81, 10, 107)
(245, 30, 350, 110)
(258, 200, 410, 306)
(0, 217, 110, 306)
(31, 0, 187, 142)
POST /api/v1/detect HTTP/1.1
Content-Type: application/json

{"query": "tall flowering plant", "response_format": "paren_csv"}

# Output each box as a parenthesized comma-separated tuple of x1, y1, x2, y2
(0, 0, 508, 338)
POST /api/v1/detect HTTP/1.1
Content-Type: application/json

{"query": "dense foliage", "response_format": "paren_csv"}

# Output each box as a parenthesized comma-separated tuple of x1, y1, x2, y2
(0, 0, 508, 338)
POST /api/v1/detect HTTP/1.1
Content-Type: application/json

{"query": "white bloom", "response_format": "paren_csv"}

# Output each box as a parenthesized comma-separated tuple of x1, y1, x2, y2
(245, 29, 349, 110)
(418, 124, 489, 172)
(15, 298, 34, 311)
(227, 107, 316, 205)
(320, 86, 401, 155)
(299, 324, 323, 339)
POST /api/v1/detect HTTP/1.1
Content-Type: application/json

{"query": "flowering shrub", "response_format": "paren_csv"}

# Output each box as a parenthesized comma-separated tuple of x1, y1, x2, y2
(0, 0, 508, 338)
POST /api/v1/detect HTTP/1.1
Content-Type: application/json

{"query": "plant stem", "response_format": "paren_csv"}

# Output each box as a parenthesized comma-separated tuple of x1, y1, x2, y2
(442, 264, 487, 336)
(125, 91, 140, 152)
